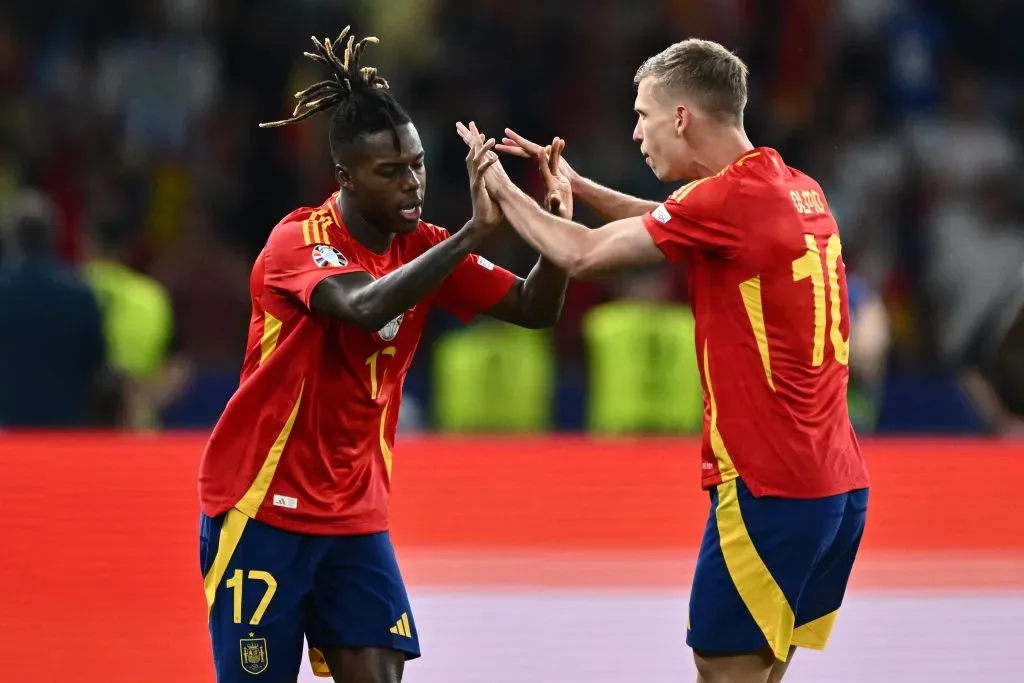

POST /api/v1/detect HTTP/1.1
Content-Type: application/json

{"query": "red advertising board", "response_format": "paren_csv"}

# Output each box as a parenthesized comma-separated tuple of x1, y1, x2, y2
(0, 435, 1020, 681)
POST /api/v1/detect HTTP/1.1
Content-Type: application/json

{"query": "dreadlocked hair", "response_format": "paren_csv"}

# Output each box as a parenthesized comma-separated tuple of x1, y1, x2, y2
(259, 26, 411, 161)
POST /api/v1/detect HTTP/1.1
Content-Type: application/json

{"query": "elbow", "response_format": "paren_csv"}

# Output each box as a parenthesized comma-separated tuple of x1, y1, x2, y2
(524, 306, 562, 330)
(510, 296, 563, 330)
(566, 255, 600, 281)
(341, 294, 391, 332)
(350, 307, 390, 333)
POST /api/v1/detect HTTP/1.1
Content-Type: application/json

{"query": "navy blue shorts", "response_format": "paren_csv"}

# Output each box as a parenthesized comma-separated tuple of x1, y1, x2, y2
(687, 478, 868, 661)
(200, 509, 419, 682)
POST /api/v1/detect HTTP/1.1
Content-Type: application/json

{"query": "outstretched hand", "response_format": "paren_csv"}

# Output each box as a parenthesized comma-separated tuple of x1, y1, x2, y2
(497, 128, 579, 186)
(459, 122, 504, 235)
(456, 121, 511, 186)
(536, 137, 572, 219)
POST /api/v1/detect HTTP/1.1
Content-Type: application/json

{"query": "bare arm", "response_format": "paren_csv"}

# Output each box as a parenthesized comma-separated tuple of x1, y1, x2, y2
(459, 121, 663, 278)
(311, 223, 484, 330)
(498, 128, 658, 221)
(489, 180, 664, 279)
(311, 138, 503, 330)
(484, 258, 568, 328)
(570, 175, 660, 222)
(483, 135, 570, 327)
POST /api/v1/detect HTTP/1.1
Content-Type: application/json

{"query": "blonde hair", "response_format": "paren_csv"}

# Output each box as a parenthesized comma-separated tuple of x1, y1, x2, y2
(634, 39, 748, 123)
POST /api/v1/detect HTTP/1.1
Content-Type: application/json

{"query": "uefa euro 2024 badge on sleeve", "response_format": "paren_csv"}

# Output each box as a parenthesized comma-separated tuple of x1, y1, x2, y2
(312, 244, 347, 268)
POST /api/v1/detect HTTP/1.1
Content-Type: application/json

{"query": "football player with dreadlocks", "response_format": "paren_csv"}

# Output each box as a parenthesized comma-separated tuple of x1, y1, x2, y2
(197, 27, 568, 683)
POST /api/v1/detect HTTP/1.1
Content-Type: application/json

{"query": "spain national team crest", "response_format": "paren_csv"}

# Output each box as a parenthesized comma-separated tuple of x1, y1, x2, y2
(377, 313, 404, 342)
(240, 636, 269, 675)
(311, 244, 347, 268)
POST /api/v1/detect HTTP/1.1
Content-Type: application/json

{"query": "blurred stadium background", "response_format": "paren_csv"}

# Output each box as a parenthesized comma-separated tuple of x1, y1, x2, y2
(0, 1, 1021, 681)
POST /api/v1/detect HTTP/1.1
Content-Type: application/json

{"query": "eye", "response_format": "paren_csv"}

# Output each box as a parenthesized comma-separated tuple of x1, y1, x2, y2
(411, 160, 425, 170)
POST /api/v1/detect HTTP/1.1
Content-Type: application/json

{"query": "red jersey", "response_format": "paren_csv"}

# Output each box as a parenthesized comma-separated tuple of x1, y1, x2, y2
(642, 148, 869, 499)
(198, 194, 517, 534)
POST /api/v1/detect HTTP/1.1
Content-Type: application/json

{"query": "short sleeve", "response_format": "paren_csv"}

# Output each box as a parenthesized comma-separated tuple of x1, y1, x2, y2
(263, 221, 365, 309)
(424, 225, 517, 322)
(641, 176, 743, 262)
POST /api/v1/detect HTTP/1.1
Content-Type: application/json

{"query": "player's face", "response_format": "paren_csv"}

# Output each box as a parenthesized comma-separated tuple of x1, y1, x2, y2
(337, 123, 427, 235)
(632, 77, 692, 182)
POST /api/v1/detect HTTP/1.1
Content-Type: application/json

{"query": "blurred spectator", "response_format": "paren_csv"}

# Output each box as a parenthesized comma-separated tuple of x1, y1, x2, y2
(96, 0, 217, 160)
(82, 212, 191, 430)
(847, 275, 891, 433)
(926, 173, 1024, 435)
(0, 190, 113, 427)
(1, 0, 1022, 432)
(907, 65, 1019, 195)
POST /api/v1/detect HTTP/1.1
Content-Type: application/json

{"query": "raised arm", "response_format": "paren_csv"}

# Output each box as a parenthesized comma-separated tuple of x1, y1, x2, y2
(461, 122, 664, 279)
(498, 128, 659, 222)
(310, 224, 485, 330)
(482, 136, 570, 328)
(311, 139, 502, 330)
(489, 194, 664, 279)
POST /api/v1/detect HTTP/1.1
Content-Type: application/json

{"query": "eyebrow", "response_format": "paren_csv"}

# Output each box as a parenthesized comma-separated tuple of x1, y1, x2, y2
(379, 151, 425, 166)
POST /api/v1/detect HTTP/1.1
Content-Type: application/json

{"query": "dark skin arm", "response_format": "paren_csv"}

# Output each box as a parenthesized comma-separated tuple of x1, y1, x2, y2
(310, 139, 501, 330)
(310, 223, 485, 330)
(480, 136, 571, 329)
(484, 257, 567, 328)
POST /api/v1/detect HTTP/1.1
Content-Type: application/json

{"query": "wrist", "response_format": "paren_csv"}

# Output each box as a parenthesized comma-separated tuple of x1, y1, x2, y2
(460, 221, 487, 248)
(488, 177, 513, 202)
(568, 172, 587, 197)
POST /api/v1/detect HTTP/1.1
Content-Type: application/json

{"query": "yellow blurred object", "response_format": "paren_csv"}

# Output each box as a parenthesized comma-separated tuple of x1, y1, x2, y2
(433, 321, 554, 432)
(82, 260, 175, 429)
(583, 301, 702, 434)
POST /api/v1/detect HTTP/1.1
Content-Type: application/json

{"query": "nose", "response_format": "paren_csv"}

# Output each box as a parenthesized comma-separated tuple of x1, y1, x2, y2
(632, 120, 643, 143)
(401, 168, 421, 192)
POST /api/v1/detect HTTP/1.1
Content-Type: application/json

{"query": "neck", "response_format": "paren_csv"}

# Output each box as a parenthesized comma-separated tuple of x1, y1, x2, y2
(692, 125, 754, 178)
(337, 192, 392, 255)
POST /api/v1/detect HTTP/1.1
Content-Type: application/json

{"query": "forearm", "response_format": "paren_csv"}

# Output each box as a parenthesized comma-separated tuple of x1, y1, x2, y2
(516, 256, 569, 328)
(491, 181, 595, 274)
(318, 223, 481, 330)
(571, 175, 659, 222)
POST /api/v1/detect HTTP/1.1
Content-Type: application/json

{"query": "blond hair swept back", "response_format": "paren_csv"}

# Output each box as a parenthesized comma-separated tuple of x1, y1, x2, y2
(634, 39, 749, 124)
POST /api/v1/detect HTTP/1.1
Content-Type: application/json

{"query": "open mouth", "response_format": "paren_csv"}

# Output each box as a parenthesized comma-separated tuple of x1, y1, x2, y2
(398, 201, 423, 222)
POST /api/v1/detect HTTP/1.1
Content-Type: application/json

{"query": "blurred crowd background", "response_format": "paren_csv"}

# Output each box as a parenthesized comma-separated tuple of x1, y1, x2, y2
(2, 0, 1023, 435)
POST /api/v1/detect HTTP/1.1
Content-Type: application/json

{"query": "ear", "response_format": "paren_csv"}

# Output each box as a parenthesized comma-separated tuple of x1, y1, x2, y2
(335, 164, 355, 191)
(674, 105, 690, 136)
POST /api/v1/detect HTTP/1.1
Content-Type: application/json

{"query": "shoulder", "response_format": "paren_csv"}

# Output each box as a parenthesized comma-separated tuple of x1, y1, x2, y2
(265, 205, 324, 250)
(265, 202, 353, 266)
(59, 269, 102, 313)
(53, 265, 95, 296)
(663, 151, 768, 209)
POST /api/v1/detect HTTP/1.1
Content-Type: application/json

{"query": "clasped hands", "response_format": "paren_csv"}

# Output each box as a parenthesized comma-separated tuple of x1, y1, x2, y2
(457, 121, 573, 222)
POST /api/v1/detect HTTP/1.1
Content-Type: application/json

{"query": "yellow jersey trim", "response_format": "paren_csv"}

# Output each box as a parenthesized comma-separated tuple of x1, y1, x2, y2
(738, 276, 775, 391)
(702, 341, 737, 481)
(259, 312, 283, 365)
(235, 380, 305, 517)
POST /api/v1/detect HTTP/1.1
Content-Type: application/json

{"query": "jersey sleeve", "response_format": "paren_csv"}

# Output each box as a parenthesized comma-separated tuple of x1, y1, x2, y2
(424, 224, 518, 322)
(641, 175, 743, 262)
(263, 220, 365, 309)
